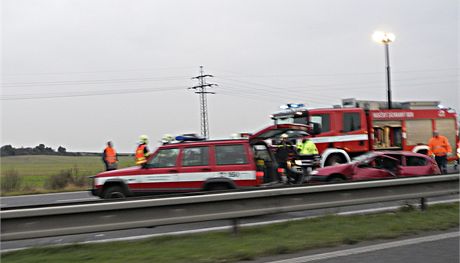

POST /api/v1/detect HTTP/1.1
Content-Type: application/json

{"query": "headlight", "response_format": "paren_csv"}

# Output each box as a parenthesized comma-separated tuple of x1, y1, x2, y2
(310, 170, 318, 175)
(295, 160, 302, 165)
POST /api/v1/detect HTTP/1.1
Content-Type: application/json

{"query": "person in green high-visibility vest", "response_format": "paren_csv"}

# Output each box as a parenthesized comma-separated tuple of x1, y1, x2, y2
(296, 138, 318, 155)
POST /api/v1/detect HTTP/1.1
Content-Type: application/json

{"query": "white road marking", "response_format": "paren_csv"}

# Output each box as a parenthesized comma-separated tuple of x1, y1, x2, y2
(54, 198, 97, 203)
(267, 232, 460, 263)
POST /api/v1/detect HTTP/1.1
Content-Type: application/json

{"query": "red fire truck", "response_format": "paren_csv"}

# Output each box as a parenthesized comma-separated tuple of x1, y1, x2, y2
(271, 99, 459, 167)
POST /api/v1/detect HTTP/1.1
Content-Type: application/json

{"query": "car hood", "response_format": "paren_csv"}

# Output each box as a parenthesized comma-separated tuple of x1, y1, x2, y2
(95, 166, 141, 177)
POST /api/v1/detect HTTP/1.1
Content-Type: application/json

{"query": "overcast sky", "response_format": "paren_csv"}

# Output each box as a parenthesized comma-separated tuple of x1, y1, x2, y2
(1, 0, 459, 153)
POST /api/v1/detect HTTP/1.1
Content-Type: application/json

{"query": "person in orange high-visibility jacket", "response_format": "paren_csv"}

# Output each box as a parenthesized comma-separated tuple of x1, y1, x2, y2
(102, 141, 118, 171)
(135, 135, 150, 166)
(428, 130, 452, 174)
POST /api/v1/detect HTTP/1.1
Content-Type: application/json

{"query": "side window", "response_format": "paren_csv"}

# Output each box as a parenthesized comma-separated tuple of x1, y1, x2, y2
(215, 144, 248, 165)
(372, 157, 397, 171)
(406, 156, 427, 166)
(181, 147, 209, 166)
(343, 112, 361, 132)
(385, 154, 403, 165)
(148, 148, 179, 168)
(311, 114, 330, 132)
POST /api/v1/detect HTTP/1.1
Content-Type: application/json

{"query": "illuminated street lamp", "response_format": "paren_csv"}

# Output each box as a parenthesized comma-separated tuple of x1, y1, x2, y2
(373, 31, 396, 109)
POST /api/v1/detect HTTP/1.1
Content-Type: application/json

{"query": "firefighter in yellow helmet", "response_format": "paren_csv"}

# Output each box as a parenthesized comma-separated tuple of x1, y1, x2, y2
(135, 135, 150, 166)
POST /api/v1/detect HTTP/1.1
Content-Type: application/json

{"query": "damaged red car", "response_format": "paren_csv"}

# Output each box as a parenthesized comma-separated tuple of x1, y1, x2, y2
(308, 151, 441, 183)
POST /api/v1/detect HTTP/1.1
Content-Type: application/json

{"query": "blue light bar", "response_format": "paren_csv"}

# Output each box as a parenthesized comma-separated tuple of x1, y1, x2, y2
(280, 103, 305, 109)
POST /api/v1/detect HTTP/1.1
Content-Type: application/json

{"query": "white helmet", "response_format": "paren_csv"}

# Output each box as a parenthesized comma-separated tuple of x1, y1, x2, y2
(161, 134, 174, 144)
(139, 135, 149, 143)
(280, 133, 289, 139)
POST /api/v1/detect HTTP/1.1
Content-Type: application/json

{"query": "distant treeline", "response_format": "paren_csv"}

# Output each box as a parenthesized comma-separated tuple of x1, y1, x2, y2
(0, 144, 132, 157)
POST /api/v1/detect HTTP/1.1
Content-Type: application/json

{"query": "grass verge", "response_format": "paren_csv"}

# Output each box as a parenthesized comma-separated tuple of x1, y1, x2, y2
(2, 203, 458, 263)
(1, 155, 134, 196)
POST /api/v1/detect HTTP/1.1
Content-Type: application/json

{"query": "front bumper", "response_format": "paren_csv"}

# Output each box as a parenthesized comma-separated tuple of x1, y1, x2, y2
(90, 188, 102, 197)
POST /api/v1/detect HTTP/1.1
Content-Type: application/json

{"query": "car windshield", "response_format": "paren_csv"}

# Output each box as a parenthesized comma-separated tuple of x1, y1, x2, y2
(352, 152, 378, 163)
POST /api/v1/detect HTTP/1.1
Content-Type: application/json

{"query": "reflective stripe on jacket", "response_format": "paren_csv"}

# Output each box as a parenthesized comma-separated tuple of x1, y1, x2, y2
(135, 144, 148, 165)
(428, 136, 452, 156)
(104, 147, 117, 164)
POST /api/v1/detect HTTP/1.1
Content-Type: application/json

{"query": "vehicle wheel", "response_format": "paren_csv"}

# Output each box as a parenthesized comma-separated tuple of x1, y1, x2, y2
(328, 176, 345, 183)
(207, 183, 230, 191)
(103, 185, 126, 199)
(325, 154, 346, 166)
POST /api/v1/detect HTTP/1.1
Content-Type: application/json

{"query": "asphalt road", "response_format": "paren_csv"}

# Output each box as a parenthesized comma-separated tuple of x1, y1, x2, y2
(249, 231, 459, 263)
(0, 191, 97, 208)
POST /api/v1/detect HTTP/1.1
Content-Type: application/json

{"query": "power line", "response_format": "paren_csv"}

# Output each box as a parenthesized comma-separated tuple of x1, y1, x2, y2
(2, 76, 189, 87)
(2, 66, 196, 77)
(189, 66, 217, 139)
(1, 86, 185, 101)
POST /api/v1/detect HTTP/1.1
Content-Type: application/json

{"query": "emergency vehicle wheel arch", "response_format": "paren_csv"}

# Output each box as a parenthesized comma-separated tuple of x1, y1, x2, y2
(321, 149, 351, 167)
(102, 179, 131, 197)
(203, 178, 237, 191)
(412, 145, 430, 155)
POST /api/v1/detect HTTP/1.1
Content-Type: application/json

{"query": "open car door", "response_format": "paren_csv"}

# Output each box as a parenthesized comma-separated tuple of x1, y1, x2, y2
(249, 124, 310, 143)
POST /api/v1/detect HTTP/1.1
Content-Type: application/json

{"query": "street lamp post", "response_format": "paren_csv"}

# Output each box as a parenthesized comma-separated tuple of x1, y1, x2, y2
(373, 31, 396, 109)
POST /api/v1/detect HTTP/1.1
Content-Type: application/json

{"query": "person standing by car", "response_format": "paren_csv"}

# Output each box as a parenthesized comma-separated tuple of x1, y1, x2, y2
(102, 141, 118, 171)
(135, 135, 150, 166)
(428, 130, 452, 174)
(275, 134, 298, 183)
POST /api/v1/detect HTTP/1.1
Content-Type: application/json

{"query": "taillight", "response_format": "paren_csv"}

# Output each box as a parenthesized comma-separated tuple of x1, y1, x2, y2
(277, 168, 285, 174)
(256, 171, 264, 184)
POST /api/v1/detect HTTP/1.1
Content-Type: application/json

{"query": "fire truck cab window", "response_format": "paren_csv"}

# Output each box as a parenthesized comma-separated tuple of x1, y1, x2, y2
(181, 147, 209, 167)
(215, 145, 248, 165)
(311, 114, 330, 132)
(148, 148, 179, 168)
(343, 112, 361, 132)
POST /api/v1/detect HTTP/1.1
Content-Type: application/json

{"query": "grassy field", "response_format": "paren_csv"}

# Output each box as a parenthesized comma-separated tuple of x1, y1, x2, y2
(0, 155, 135, 195)
(2, 203, 458, 263)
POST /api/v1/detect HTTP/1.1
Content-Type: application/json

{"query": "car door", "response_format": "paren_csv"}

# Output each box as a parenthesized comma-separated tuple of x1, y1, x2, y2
(135, 147, 180, 192)
(177, 146, 211, 190)
(399, 155, 432, 176)
(353, 156, 397, 180)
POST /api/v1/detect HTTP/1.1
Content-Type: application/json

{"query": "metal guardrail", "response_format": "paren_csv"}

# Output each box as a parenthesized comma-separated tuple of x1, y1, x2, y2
(1, 174, 459, 241)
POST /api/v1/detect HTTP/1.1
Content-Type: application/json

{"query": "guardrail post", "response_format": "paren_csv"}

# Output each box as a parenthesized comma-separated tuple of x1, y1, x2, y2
(420, 197, 427, 211)
(232, 218, 240, 235)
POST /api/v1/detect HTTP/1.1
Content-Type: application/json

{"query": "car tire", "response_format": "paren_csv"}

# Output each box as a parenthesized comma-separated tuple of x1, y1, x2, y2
(325, 154, 346, 166)
(103, 185, 126, 199)
(328, 176, 345, 183)
(207, 184, 230, 191)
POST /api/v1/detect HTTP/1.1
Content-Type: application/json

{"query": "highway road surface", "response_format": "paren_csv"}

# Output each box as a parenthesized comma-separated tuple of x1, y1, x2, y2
(248, 231, 459, 263)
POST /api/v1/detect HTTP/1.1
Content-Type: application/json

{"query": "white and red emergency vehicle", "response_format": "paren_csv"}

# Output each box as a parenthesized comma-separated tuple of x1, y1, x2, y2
(91, 124, 309, 199)
(271, 99, 459, 167)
